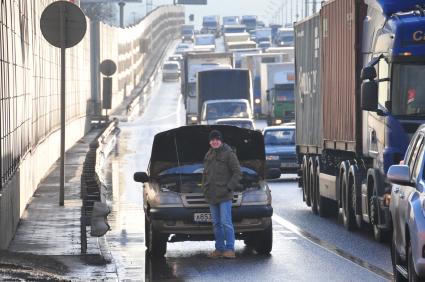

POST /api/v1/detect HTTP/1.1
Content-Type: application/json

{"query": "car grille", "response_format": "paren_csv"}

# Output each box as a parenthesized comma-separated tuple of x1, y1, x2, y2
(181, 193, 242, 208)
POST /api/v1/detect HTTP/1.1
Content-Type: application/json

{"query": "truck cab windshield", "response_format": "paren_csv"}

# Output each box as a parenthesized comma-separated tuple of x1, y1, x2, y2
(392, 64, 425, 116)
(203, 102, 249, 120)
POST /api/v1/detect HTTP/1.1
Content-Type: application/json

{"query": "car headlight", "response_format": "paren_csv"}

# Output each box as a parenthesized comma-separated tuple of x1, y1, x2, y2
(242, 190, 270, 205)
(152, 192, 182, 207)
(266, 155, 279, 161)
(275, 119, 283, 125)
(190, 116, 198, 122)
(255, 98, 261, 104)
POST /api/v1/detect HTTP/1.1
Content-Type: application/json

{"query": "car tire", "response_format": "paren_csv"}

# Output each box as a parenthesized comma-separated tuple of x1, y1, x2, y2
(254, 222, 273, 255)
(392, 233, 407, 282)
(408, 242, 425, 282)
(341, 173, 356, 231)
(146, 217, 167, 257)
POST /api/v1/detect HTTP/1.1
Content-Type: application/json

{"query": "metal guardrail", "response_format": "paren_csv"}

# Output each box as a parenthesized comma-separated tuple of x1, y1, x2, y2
(80, 118, 119, 254)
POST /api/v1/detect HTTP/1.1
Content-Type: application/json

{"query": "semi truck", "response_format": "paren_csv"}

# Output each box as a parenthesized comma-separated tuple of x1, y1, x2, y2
(295, 0, 425, 242)
(240, 53, 287, 116)
(241, 15, 257, 31)
(197, 69, 253, 124)
(202, 15, 220, 37)
(261, 62, 295, 125)
(181, 53, 233, 124)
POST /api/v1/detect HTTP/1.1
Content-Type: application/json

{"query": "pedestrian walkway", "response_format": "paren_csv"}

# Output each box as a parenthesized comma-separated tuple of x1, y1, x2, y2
(8, 130, 100, 256)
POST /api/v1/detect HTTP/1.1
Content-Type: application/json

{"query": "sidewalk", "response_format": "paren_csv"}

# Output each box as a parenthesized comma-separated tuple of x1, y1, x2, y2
(5, 129, 117, 280)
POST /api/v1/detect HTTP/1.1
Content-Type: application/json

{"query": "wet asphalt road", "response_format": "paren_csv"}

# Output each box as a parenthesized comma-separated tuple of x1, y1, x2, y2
(102, 46, 393, 281)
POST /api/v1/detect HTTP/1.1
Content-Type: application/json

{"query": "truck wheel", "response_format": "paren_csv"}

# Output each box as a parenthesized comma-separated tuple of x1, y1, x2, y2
(302, 157, 311, 207)
(408, 242, 424, 282)
(146, 218, 168, 257)
(369, 195, 390, 243)
(310, 161, 318, 214)
(254, 222, 273, 255)
(392, 231, 407, 282)
(341, 173, 356, 231)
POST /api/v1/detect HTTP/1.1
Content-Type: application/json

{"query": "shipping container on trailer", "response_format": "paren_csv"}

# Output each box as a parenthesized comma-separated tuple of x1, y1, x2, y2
(320, 0, 367, 152)
(294, 13, 322, 153)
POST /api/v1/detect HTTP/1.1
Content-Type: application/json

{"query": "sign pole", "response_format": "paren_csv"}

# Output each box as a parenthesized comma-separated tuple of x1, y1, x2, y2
(60, 4, 66, 206)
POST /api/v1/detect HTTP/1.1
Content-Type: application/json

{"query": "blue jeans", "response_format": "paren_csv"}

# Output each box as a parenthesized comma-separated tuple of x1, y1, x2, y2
(209, 200, 235, 251)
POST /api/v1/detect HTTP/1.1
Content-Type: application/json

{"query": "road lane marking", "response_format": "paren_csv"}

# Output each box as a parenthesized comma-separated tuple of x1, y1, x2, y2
(272, 214, 393, 281)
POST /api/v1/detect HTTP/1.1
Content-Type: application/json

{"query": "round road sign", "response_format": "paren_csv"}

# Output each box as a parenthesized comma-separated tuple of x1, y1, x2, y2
(100, 60, 117, 76)
(40, 1, 87, 49)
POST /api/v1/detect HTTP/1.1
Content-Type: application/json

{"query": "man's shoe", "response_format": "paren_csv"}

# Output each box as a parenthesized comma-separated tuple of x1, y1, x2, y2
(207, 250, 222, 259)
(222, 250, 236, 259)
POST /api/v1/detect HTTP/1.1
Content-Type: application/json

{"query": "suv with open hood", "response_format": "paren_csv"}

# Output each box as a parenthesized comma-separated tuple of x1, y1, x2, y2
(134, 125, 276, 257)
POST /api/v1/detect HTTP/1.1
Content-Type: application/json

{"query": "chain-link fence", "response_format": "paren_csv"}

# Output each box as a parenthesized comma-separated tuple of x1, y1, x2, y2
(1, 0, 183, 188)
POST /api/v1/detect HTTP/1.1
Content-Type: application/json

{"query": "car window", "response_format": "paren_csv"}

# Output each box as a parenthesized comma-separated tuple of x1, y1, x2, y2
(406, 134, 423, 166)
(409, 134, 424, 177)
(412, 141, 425, 181)
(264, 129, 295, 145)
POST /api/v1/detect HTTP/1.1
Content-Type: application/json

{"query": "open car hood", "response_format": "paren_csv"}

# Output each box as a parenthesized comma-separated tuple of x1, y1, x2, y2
(149, 125, 265, 179)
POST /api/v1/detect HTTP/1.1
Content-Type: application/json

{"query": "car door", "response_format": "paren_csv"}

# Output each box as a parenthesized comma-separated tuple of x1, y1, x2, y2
(398, 134, 424, 255)
(393, 133, 422, 251)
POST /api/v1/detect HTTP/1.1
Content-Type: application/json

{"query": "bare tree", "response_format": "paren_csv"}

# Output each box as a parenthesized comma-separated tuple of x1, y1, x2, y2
(81, 2, 118, 25)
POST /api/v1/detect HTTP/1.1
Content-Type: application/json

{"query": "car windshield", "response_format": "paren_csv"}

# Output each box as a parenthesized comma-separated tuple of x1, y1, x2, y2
(203, 21, 217, 28)
(264, 129, 295, 146)
(392, 64, 425, 116)
(163, 64, 178, 70)
(204, 102, 249, 120)
(177, 44, 189, 49)
(224, 27, 245, 33)
(195, 36, 215, 45)
(216, 121, 254, 129)
(182, 30, 193, 35)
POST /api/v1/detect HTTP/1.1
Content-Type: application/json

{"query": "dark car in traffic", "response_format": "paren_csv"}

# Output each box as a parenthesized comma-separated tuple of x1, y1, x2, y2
(388, 124, 425, 281)
(263, 124, 298, 175)
(134, 125, 277, 257)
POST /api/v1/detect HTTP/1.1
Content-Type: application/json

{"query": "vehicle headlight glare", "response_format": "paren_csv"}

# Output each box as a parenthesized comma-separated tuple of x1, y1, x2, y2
(275, 119, 283, 125)
(255, 98, 261, 104)
(266, 155, 279, 161)
(242, 190, 268, 204)
(190, 116, 198, 121)
(153, 192, 182, 206)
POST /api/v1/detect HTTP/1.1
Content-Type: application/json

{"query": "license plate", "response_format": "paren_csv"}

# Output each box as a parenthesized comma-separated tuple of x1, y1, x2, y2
(194, 213, 212, 223)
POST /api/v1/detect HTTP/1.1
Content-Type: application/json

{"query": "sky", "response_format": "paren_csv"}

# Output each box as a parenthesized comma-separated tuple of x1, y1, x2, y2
(123, 0, 317, 28)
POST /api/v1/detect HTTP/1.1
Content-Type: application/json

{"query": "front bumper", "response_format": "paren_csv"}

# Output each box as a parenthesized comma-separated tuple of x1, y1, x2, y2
(148, 205, 273, 234)
(266, 160, 299, 173)
(162, 73, 180, 80)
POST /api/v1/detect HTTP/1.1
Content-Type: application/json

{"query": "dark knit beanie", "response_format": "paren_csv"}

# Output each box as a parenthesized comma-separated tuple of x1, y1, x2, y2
(209, 130, 223, 141)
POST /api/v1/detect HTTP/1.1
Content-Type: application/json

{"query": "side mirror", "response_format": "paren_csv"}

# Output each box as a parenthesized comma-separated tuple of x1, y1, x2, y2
(387, 165, 413, 186)
(361, 81, 378, 112)
(266, 168, 281, 180)
(361, 66, 377, 81)
(134, 172, 149, 183)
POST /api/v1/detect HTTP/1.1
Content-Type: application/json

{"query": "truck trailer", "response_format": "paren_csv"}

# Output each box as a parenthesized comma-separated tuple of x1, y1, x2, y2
(197, 69, 253, 124)
(181, 52, 233, 124)
(295, 0, 425, 242)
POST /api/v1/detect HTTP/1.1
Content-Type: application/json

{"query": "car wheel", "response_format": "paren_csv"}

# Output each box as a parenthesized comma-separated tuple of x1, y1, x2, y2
(392, 233, 407, 282)
(147, 218, 167, 257)
(341, 174, 356, 231)
(254, 222, 273, 255)
(408, 242, 425, 282)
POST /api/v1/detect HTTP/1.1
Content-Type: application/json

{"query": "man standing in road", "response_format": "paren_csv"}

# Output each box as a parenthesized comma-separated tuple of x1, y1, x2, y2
(202, 129, 241, 259)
